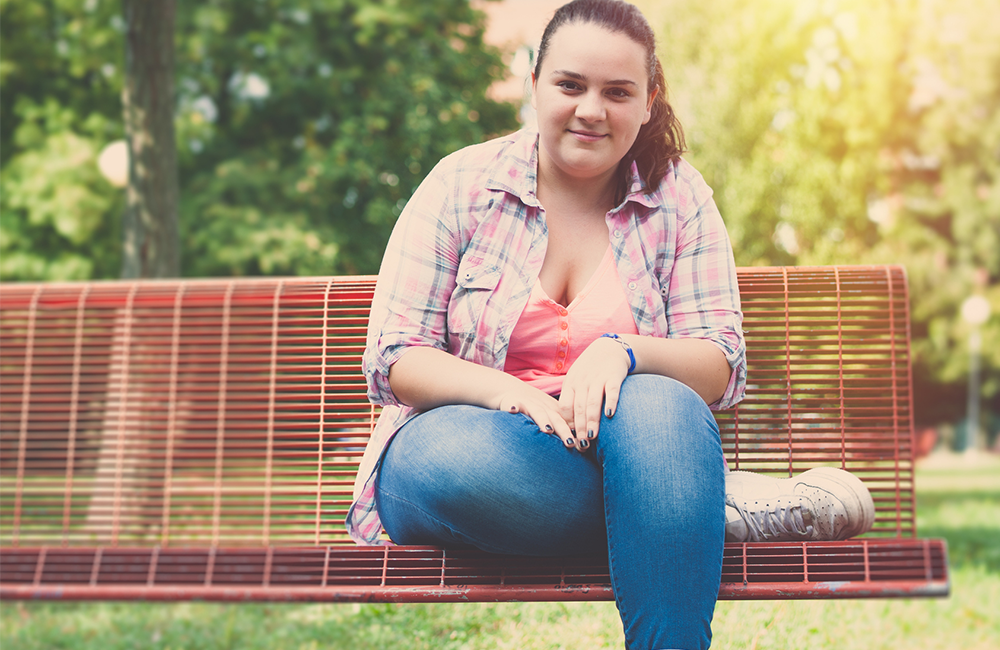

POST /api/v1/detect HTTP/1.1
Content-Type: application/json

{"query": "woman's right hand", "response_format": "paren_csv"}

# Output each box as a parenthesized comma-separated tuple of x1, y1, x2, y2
(496, 386, 579, 451)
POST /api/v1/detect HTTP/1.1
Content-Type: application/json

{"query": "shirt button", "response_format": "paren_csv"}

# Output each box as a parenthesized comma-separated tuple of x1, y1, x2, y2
(613, 230, 622, 238)
(558, 351, 566, 358)
(560, 322, 568, 330)
(558, 307, 568, 316)
(556, 362, 564, 370)
(627, 281, 637, 290)
(560, 339, 568, 347)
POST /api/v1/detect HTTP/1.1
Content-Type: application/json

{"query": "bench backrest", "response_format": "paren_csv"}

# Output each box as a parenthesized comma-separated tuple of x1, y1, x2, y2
(0, 266, 915, 548)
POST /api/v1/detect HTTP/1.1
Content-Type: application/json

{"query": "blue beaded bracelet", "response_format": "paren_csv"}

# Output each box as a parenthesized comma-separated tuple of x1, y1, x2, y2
(600, 333, 636, 374)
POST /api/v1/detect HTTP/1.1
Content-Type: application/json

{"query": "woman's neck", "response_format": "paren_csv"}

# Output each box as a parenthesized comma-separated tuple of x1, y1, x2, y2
(535, 155, 619, 216)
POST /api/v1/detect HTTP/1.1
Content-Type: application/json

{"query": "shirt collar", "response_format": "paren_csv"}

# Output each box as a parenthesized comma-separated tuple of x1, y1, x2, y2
(484, 129, 541, 208)
(622, 161, 659, 210)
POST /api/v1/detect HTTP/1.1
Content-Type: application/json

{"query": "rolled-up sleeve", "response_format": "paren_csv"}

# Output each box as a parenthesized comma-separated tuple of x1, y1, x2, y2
(363, 161, 461, 406)
(665, 166, 746, 410)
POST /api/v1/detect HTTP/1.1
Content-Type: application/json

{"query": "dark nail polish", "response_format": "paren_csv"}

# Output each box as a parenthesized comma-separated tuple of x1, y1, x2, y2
(564, 438, 574, 447)
(509, 406, 517, 413)
(544, 424, 553, 432)
(606, 408, 613, 418)
(580, 439, 590, 449)
(587, 429, 595, 439)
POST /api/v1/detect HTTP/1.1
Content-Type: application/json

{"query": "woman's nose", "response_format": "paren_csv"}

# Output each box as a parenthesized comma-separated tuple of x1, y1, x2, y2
(575, 91, 606, 122)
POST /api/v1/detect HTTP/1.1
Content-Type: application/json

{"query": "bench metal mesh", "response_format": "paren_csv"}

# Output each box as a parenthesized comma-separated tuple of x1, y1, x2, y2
(0, 267, 947, 600)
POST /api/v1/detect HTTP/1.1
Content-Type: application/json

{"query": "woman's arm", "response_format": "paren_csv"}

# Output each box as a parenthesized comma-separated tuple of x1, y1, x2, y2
(623, 334, 730, 404)
(388, 346, 521, 411)
(389, 346, 579, 448)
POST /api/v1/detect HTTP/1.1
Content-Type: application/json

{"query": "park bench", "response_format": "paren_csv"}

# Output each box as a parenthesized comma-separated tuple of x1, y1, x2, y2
(0, 265, 948, 602)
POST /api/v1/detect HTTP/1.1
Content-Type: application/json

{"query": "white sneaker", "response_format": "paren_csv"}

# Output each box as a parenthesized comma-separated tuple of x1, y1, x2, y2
(724, 467, 876, 542)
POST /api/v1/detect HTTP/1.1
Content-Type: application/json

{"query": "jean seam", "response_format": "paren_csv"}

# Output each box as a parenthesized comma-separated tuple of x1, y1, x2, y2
(604, 470, 636, 650)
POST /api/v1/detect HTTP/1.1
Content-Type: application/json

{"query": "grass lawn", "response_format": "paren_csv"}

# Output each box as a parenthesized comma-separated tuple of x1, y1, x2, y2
(3, 452, 998, 650)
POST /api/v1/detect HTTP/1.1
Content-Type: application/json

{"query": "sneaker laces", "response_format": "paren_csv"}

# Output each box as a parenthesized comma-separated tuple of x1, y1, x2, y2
(731, 497, 812, 541)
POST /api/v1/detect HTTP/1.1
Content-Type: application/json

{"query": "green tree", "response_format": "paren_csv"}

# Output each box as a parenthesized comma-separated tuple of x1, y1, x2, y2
(173, 0, 517, 276)
(650, 0, 1000, 428)
(0, 0, 518, 280)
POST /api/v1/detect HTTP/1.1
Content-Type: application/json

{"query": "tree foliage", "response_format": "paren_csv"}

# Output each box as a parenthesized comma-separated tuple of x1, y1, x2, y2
(0, 0, 125, 279)
(172, 0, 517, 276)
(650, 0, 1000, 426)
(0, 0, 518, 280)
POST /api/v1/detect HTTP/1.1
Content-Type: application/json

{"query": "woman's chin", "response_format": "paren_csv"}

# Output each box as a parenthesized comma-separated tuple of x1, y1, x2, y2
(539, 150, 607, 180)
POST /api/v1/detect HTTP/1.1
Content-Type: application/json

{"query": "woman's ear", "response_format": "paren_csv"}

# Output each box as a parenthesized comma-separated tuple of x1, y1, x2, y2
(643, 85, 659, 124)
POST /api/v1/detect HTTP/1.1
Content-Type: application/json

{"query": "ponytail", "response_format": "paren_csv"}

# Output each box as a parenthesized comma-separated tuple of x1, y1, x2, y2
(622, 57, 685, 201)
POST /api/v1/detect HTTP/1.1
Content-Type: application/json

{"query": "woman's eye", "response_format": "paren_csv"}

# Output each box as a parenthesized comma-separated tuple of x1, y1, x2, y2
(607, 88, 631, 99)
(557, 81, 582, 92)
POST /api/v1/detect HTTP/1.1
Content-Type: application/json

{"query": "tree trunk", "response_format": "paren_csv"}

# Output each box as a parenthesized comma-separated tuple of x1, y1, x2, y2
(87, 0, 180, 542)
(121, 0, 180, 279)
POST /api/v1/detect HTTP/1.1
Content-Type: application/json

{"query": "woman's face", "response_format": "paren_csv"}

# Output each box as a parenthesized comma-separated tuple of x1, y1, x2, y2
(531, 22, 657, 189)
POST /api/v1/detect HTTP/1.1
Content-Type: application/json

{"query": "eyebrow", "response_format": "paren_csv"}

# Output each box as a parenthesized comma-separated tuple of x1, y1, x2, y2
(550, 69, 639, 86)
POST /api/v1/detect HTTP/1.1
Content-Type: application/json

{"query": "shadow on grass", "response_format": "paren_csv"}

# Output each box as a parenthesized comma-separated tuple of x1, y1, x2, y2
(916, 487, 1000, 575)
(918, 523, 1000, 574)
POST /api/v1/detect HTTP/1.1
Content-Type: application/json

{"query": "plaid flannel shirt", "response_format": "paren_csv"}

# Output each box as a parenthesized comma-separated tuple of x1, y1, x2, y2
(346, 128, 746, 545)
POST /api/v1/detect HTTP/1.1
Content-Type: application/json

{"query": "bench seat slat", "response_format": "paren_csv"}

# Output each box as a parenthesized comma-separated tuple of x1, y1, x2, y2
(0, 540, 948, 601)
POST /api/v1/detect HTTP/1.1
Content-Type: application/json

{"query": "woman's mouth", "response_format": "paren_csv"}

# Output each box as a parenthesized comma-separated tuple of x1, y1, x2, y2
(569, 130, 608, 143)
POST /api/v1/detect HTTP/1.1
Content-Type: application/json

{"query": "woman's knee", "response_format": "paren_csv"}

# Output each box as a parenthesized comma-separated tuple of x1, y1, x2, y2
(377, 406, 524, 541)
(380, 405, 521, 499)
(616, 374, 712, 420)
(598, 375, 722, 466)
(377, 405, 606, 553)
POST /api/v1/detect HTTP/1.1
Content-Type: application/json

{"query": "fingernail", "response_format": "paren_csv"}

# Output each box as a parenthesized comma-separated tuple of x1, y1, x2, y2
(544, 424, 553, 432)
(564, 438, 574, 447)
(509, 406, 517, 413)
(605, 408, 613, 418)
(587, 429, 595, 439)
(580, 439, 590, 449)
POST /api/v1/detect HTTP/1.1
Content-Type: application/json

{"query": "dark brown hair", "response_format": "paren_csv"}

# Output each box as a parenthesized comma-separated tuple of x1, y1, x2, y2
(533, 0, 685, 201)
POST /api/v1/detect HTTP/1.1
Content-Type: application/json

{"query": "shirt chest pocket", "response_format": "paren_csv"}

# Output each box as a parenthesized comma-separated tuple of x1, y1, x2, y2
(448, 257, 502, 342)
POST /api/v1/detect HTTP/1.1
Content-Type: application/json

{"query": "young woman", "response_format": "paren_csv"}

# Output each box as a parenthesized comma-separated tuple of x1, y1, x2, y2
(348, 1, 874, 648)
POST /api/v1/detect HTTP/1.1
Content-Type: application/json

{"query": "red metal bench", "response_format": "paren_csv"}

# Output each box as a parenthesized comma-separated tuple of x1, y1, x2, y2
(0, 266, 948, 602)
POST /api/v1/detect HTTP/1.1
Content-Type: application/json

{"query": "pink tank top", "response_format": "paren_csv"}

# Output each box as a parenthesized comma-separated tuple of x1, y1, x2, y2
(504, 245, 640, 396)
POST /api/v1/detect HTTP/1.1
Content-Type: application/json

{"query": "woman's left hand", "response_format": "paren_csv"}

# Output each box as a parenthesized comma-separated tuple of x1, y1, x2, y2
(557, 336, 632, 451)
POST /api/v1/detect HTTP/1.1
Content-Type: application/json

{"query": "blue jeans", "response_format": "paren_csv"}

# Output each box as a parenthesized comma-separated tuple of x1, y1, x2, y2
(375, 375, 725, 650)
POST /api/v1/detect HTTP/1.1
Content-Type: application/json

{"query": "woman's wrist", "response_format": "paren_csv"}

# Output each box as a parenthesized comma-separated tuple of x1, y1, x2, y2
(600, 333, 636, 374)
